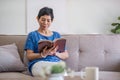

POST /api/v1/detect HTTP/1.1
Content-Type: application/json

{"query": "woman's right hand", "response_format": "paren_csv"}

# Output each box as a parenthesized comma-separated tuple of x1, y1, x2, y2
(40, 46, 49, 57)
(41, 45, 58, 57)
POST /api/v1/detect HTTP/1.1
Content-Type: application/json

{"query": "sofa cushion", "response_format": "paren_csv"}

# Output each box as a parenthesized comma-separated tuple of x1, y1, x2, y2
(64, 35, 80, 71)
(0, 43, 26, 72)
(0, 72, 34, 79)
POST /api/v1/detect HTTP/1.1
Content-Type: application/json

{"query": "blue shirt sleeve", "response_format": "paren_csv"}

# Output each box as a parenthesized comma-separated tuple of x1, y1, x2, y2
(24, 32, 34, 51)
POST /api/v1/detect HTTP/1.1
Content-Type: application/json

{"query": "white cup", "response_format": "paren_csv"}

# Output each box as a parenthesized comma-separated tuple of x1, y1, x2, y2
(80, 67, 99, 80)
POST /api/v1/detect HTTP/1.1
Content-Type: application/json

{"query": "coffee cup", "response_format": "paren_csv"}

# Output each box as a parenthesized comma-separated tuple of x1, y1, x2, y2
(80, 67, 99, 80)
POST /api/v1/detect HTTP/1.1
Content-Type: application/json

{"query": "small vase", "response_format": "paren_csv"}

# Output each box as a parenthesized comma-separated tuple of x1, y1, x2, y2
(48, 73, 64, 80)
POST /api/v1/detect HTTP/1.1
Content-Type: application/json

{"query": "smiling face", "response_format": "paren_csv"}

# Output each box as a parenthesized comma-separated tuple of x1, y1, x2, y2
(38, 15, 52, 30)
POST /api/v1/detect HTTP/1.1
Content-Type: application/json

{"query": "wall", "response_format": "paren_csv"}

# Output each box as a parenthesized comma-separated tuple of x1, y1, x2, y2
(0, 0, 26, 35)
(0, 0, 120, 35)
(27, 0, 69, 34)
(67, 0, 120, 34)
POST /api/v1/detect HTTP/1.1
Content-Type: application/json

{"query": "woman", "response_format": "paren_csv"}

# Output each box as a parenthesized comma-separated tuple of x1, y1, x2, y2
(24, 7, 69, 77)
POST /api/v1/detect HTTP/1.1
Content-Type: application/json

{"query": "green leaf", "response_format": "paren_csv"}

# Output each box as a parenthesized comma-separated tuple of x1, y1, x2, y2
(111, 23, 119, 26)
(116, 29, 120, 33)
(51, 65, 64, 74)
(118, 17, 120, 20)
(110, 16, 120, 34)
(111, 29, 116, 33)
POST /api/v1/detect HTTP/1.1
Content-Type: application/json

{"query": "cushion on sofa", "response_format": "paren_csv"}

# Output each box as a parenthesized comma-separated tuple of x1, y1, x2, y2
(0, 43, 26, 72)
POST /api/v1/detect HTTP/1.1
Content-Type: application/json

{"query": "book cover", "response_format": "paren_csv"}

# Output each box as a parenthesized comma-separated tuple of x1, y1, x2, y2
(38, 38, 66, 53)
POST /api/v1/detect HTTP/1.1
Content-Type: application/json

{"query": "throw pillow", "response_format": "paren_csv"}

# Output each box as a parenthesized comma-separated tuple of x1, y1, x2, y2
(0, 43, 26, 72)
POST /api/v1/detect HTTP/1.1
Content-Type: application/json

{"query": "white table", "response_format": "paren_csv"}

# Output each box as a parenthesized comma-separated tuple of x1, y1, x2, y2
(6, 71, 119, 80)
(68, 71, 120, 80)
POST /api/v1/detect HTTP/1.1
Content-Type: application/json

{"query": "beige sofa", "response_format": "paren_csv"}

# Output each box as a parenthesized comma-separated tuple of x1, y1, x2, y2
(0, 34, 120, 80)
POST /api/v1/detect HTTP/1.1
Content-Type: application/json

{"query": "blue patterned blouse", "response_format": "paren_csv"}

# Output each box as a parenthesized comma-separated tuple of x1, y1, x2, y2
(24, 30, 62, 73)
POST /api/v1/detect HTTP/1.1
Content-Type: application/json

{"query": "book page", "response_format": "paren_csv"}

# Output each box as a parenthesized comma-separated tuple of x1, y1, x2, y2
(54, 38, 66, 52)
(38, 40, 53, 53)
(38, 38, 66, 53)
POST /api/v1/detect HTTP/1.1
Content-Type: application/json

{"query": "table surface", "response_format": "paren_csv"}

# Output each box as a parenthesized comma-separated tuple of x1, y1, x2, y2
(67, 71, 120, 80)
(1, 71, 120, 80)
(32, 71, 120, 80)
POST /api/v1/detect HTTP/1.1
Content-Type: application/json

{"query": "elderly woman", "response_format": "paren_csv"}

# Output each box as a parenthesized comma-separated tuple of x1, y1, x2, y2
(24, 7, 69, 77)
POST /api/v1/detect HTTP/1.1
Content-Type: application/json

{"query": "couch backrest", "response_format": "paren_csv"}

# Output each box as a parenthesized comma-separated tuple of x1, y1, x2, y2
(1, 34, 120, 72)
(0, 35, 26, 62)
(63, 34, 120, 72)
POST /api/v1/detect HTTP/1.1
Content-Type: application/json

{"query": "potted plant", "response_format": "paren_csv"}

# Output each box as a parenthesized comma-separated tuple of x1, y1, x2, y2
(48, 63, 66, 80)
(40, 61, 67, 80)
(111, 16, 120, 34)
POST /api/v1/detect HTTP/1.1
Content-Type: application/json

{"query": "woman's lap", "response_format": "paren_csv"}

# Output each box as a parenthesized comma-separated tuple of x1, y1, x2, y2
(31, 61, 62, 77)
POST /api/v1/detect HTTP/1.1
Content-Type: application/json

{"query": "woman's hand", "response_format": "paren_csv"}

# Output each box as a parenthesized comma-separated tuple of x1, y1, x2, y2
(49, 45, 58, 55)
(41, 45, 58, 57)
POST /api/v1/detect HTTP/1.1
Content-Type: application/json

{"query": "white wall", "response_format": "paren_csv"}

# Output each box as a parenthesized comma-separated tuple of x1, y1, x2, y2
(0, 0, 26, 35)
(67, 0, 120, 34)
(27, 0, 69, 34)
(0, 0, 120, 35)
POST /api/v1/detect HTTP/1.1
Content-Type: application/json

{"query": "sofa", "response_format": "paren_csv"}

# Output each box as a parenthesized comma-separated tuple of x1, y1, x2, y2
(0, 34, 120, 80)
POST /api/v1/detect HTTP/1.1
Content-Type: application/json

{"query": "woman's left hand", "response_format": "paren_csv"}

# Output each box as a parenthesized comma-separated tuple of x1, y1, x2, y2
(48, 45, 58, 55)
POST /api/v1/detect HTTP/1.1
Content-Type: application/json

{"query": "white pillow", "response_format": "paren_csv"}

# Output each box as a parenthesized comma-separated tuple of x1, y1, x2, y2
(0, 43, 26, 72)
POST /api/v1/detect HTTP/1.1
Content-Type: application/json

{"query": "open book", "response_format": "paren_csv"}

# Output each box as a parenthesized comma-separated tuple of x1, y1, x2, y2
(38, 38, 66, 53)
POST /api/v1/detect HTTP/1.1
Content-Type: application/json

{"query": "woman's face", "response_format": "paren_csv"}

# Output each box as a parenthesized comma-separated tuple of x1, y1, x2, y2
(38, 15, 52, 30)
